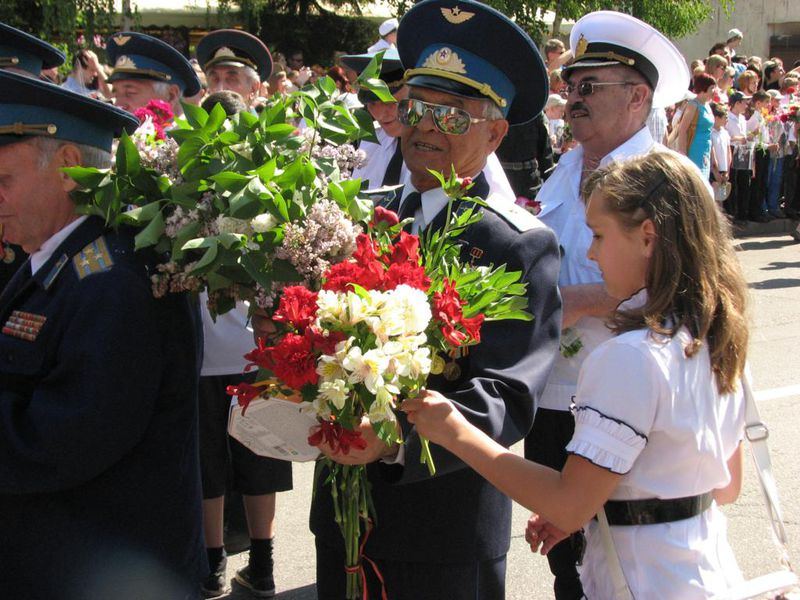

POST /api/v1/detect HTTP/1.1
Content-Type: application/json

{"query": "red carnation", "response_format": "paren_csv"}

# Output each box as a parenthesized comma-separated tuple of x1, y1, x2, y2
(460, 313, 485, 343)
(305, 327, 346, 355)
(389, 231, 421, 264)
(269, 333, 318, 389)
(323, 261, 382, 292)
(273, 285, 319, 330)
(371, 206, 400, 228)
(244, 337, 273, 372)
(384, 261, 431, 291)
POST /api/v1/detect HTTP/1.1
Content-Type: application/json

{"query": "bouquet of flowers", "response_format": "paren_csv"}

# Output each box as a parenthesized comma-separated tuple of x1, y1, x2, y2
(64, 57, 393, 316)
(231, 170, 533, 599)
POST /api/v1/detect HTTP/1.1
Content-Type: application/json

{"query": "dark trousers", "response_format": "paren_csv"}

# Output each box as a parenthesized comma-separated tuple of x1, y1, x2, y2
(524, 408, 584, 600)
(784, 147, 799, 213)
(750, 149, 770, 219)
(728, 169, 753, 221)
(315, 537, 506, 600)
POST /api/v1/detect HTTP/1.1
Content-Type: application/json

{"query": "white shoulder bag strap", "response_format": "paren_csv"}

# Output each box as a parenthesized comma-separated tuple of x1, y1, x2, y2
(596, 507, 635, 600)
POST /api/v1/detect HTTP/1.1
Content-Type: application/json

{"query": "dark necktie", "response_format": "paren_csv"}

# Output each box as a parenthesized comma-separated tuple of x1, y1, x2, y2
(398, 191, 422, 231)
(381, 141, 404, 187)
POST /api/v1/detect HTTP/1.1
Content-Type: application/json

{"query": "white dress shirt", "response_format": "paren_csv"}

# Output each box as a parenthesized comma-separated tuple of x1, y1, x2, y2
(30, 216, 88, 275)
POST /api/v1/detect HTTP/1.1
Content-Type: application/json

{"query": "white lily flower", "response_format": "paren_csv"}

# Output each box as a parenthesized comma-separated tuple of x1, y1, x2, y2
(343, 346, 389, 395)
(317, 354, 347, 381)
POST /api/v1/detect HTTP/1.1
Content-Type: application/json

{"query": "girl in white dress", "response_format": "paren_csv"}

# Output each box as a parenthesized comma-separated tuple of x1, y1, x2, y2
(403, 151, 750, 599)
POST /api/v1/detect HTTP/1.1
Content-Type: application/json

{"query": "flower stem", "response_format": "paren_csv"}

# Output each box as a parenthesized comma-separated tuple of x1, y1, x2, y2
(420, 436, 436, 476)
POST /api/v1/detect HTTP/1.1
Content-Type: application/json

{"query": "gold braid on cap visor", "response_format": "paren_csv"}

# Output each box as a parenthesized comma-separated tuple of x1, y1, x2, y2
(203, 55, 260, 73)
(574, 51, 635, 67)
(0, 57, 20, 67)
(112, 67, 173, 82)
(0, 123, 58, 136)
(403, 67, 508, 108)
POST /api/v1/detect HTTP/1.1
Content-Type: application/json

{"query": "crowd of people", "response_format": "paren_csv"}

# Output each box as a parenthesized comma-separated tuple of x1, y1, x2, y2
(0, 4, 789, 600)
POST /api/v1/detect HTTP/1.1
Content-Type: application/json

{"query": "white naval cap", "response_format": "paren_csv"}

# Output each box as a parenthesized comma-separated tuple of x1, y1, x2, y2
(562, 10, 690, 109)
(379, 18, 399, 37)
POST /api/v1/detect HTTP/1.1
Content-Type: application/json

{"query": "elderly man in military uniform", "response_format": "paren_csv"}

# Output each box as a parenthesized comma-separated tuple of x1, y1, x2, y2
(309, 1, 562, 598)
(523, 12, 692, 599)
(197, 29, 273, 110)
(106, 31, 201, 116)
(0, 23, 67, 292)
(0, 71, 207, 599)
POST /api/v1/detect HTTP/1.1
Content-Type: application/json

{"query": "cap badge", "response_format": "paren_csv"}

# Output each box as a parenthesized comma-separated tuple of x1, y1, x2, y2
(113, 35, 132, 46)
(575, 34, 589, 58)
(114, 55, 137, 70)
(441, 6, 475, 24)
(213, 46, 238, 60)
(423, 47, 467, 74)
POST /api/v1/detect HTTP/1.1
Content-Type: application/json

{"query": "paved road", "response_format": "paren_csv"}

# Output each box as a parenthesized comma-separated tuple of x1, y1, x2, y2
(220, 233, 800, 599)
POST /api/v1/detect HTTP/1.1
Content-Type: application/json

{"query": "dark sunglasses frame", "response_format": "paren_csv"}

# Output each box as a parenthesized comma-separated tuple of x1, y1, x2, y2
(564, 80, 636, 97)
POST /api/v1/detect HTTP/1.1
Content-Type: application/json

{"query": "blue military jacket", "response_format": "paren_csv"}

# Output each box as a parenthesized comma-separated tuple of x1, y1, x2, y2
(0, 217, 206, 599)
(310, 174, 562, 564)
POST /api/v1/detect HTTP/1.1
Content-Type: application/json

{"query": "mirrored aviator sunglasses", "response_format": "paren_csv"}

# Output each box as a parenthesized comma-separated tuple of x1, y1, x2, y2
(397, 98, 488, 135)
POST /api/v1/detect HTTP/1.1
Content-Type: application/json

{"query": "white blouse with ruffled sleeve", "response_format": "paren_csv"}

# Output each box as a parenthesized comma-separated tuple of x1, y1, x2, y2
(568, 290, 746, 599)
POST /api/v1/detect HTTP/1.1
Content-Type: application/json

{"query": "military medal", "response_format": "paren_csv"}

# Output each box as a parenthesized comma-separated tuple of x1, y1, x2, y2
(443, 361, 461, 381)
(2, 244, 15, 264)
(2, 310, 47, 342)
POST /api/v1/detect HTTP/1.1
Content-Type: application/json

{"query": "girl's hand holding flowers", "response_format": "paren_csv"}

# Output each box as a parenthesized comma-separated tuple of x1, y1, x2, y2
(314, 416, 400, 465)
(402, 389, 470, 449)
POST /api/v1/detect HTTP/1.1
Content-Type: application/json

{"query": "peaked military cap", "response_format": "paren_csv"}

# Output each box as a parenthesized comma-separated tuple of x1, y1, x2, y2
(196, 29, 273, 82)
(562, 11, 690, 109)
(0, 70, 139, 152)
(341, 47, 404, 104)
(397, 0, 548, 124)
(107, 31, 201, 96)
(0, 22, 65, 75)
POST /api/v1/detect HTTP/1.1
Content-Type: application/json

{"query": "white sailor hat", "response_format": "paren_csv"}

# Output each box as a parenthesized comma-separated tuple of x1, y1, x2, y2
(562, 11, 689, 109)
(379, 18, 399, 37)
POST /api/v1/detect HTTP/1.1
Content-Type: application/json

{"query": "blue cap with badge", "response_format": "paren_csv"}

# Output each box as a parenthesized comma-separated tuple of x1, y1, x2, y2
(397, 0, 548, 124)
(0, 70, 139, 152)
(196, 29, 273, 82)
(106, 31, 201, 97)
(0, 21, 65, 76)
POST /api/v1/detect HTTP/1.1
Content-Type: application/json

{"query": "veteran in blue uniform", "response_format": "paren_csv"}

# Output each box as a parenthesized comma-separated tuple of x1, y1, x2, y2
(0, 71, 207, 599)
(0, 22, 67, 293)
(309, 1, 561, 598)
(106, 30, 201, 116)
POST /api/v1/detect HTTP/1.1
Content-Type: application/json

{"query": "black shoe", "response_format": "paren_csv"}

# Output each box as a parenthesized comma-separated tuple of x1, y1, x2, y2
(201, 554, 228, 598)
(235, 566, 275, 598)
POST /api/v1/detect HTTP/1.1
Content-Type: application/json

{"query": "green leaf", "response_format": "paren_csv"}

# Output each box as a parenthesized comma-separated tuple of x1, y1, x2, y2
(134, 210, 165, 250)
(121, 202, 162, 225)
(63, 166, 109, 189)
(115, 131, 140, 178)
(171, 220, 201, 261)
(318, 75, 337, 96)
(256, 158, 277, 182)
(182, 102, 209, 129)
(205, 101, 228, 132)
(211, 171, 251, 192)
(191, 242, 219, 273)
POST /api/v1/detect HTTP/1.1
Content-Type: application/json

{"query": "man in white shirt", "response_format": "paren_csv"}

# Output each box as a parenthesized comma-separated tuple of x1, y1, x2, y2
(726, 91, 754, 223)
(526, 11, 690, 599)
(367, 18, 398, 53)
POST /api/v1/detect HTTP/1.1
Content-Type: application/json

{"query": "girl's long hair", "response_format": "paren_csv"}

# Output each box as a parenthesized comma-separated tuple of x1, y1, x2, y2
(582, 152, 749, 394)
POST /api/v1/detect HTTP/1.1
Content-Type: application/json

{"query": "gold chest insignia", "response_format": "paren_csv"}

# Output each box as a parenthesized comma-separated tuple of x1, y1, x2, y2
(422, 47, 467, 74)
(441, 6, 475, 24)
(113, 35, 131, 46)
(575, 34, 589, 58)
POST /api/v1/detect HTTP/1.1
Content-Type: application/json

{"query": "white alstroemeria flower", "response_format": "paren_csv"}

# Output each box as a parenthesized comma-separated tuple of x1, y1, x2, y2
(318, 379, 349, 410)
(343, 346, 389, 394)
(368, 387, 398, 424)
(302, 395, 331, 420)
(379, 285, 432, 336)
(250, 213, 277, 233)
(317, 353, 347, 382)
(316, 289, 344, 323)
(393, 346, 432, 379)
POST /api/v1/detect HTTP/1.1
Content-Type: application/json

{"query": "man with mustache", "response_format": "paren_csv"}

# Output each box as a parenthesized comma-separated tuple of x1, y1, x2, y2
(522, 12, 692, 599)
